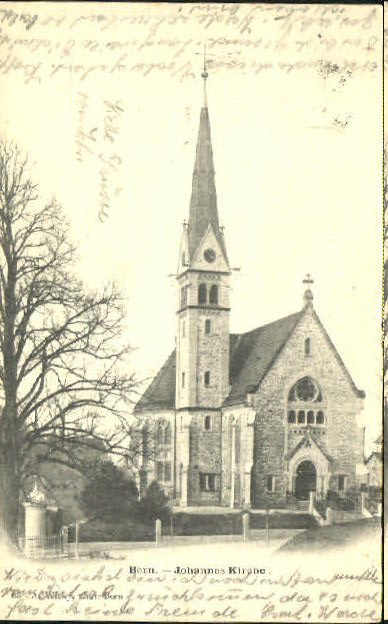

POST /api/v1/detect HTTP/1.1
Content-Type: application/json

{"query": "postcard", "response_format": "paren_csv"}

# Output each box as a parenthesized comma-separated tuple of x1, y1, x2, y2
(0, 2, 383, 622)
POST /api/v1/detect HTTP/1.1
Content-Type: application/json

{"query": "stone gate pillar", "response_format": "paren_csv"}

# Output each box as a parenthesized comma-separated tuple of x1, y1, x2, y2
(23, 481, 48, 557)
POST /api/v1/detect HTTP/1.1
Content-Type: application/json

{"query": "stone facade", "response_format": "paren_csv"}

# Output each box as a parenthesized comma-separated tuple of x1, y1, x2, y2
(135, 71, 366, 510)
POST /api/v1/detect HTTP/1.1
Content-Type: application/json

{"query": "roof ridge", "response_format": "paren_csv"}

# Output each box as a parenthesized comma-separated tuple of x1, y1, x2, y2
(237, 310, 303, 339)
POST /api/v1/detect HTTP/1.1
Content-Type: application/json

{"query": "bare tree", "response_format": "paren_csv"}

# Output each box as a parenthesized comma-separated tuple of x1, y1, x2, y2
(0, 139, 146, 546)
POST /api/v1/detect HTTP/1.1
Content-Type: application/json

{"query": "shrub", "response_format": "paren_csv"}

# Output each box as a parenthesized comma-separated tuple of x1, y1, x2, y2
(80, 459, 138, 522)
(77, 518, 154, 542)
(136, 481, 171, 525)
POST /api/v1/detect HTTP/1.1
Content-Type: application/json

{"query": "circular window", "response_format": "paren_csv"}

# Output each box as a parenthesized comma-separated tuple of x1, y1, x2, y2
(204, 248, 216, 263)
(289, 377, 320, 402)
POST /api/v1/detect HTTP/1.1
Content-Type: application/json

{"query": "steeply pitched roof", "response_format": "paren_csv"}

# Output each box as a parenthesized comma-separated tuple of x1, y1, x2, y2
(224, 311, 303, 406)
(134, 307, 365, 414)
(134, 350, 176, 413)
(134, 312, 303, 413)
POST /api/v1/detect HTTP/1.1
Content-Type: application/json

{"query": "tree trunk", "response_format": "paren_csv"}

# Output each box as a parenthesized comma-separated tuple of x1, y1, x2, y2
(0, 449, 20, 548)
(0, 262, 20, 548)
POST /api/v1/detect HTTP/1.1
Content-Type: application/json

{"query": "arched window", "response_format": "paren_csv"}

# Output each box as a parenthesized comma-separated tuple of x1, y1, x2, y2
(204, 371, 210, 387)
(142, 427, 148, 460)
(288, 410, 296, 423)
(164, 463, 171, 482)
(164, 423, 171, 445)
(287, 376, 326, 427)
(157, 422, 165, 444)
(209, 285, 218, 304)
(204, 415, 211, 430)
(181, 286, 187, 308)
(198, 283, 207, 305)
(205, 319, 211, 334)
(305, 337, 311, 356)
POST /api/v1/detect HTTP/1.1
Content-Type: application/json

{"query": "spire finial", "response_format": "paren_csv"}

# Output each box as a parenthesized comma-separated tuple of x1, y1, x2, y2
(303, 273, 314, 308)
(201, 42, 208, 108)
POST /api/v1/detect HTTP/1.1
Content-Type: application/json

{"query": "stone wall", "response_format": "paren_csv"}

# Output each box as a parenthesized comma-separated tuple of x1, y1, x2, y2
(251, 307, 364, 506)
(175, 270, 230, 410)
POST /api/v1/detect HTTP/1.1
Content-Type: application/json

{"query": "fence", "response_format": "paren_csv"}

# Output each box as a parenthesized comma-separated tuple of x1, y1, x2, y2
(18, 534, 66, 558)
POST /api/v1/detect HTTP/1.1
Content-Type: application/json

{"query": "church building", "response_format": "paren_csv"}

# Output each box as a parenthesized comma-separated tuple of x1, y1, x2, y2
(134, 64, 366, 509)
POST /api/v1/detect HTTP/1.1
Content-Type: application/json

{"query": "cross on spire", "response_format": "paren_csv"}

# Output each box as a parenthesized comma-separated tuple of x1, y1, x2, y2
(303, 273, 314, 308)
(303, 273, 314, 286)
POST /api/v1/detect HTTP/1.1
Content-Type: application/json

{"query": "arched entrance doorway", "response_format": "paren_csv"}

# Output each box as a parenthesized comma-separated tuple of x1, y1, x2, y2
(295, 461, 316, 500)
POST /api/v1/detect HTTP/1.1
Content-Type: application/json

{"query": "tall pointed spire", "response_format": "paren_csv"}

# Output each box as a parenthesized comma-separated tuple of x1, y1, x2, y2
(188, 52, 227, 263)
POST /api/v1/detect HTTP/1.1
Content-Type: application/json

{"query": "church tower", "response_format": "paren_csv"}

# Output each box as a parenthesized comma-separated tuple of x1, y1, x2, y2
(176, 61, 231, 412)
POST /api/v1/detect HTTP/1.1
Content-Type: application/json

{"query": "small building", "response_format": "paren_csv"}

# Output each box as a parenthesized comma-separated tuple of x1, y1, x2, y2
(366, 435, 382, 489)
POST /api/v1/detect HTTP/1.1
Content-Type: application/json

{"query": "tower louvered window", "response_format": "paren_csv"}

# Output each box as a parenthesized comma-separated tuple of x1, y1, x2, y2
(198, 283, 207, 304)
(209, 284, 218, 304)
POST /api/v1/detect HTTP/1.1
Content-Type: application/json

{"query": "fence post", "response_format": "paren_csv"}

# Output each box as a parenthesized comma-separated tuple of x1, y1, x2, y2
(242, 513, 249, 541)
(155, 518, 161, 546)
(361, 491, 367, 515)
(75, 521, 79, 559)
(61, 525, 68, 555)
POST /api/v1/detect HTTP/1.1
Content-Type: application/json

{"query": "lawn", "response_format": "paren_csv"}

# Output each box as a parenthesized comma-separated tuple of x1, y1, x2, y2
(278, 517, 381, 553)
(76, 511, 318, 542)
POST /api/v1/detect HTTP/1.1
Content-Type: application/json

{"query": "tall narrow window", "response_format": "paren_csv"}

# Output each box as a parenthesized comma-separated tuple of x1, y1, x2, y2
(305, 337, 311, 355)
(164, 423, 171, 445)
(209, 285, 218, 305)
(288, 410, 296, 423)
(316, 411, 324, 425)
(338, 475, 346, 491)
(157, 422, 164, 444)
(307, 410, 314, 424)
(142, 427, 148, 460)
(181, 372, 185, 388)
(204, 415, 211, 430)
(181, 286, 187, 308)
(297, 410, 305, 424)
(164, 463, 171, 482)
(266, 475, 275, 493)
(205, 319, 211, 334)
(198, 283, 207, 305)
(156, 462, 164, 481)
(181, 251, 186, 266)
(200, 473, 217, 492)
(204, 371, 210, 387)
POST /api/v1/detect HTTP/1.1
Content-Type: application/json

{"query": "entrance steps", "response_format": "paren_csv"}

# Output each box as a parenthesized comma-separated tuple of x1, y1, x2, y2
(296, 499, 310, 512)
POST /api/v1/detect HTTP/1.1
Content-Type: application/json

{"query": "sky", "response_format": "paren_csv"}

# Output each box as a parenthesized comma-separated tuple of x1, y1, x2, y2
(1, 2, 382, 448)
